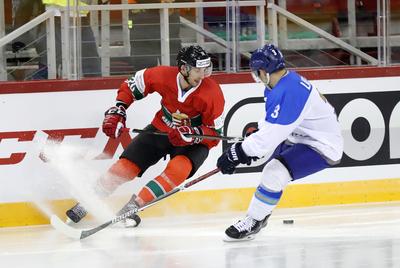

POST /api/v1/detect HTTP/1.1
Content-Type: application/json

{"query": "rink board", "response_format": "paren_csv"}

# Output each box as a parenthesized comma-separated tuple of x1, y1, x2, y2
(1, 178, 400, 227)
(1, 66, 400, 227)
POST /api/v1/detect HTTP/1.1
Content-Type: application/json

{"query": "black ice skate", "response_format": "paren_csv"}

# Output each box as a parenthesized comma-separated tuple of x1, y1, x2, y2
(66, 203, 88, 223)
(224, 214, 270, 242)
(117, 194, 142, 228)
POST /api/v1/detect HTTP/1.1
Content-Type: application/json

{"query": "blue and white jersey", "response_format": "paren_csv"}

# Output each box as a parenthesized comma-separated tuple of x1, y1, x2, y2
(242, 71, 343, 162)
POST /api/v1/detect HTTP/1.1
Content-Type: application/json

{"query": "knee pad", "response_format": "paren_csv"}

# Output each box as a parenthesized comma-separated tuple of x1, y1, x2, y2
(162, 155, 192, 186)
(260, 159, 292, 192)
(108, 158, 141, 179)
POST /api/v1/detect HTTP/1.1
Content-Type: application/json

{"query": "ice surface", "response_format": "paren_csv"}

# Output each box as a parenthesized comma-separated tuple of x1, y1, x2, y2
(0, 202, 399, 268)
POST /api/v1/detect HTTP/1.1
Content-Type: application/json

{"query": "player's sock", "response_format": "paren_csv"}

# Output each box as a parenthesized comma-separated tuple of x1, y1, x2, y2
(96, 158, 141, 196)
(224, 214, 270, 242)
(137, 155, 192, 204)
(246, 185, 282, 220)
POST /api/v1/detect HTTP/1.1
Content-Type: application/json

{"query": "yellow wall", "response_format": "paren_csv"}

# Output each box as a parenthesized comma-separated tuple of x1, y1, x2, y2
(2, 178, 400, 227)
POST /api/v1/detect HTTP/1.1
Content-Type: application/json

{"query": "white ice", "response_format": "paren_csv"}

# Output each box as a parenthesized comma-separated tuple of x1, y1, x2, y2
(1, 202, 400, 268)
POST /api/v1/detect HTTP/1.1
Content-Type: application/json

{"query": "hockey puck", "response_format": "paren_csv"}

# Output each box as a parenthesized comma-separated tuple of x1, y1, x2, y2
(283, 219, 294, 224)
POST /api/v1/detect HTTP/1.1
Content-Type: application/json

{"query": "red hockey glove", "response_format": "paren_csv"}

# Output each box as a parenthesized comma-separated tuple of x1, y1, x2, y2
(168, 126, 203, 147)
(102, 105, 127, 138)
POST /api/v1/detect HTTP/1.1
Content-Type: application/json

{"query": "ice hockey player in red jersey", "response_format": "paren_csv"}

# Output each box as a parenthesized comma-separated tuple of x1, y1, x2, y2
(66, 45, 225, 227)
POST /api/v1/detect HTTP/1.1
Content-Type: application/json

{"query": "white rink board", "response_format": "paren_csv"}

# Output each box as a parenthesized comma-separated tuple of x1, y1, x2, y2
(1, 76, 400, 203)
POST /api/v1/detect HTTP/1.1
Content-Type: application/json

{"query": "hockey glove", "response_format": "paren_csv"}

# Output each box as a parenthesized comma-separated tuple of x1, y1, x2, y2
(168, 126, 203, 147)
(217, 143, 251, 174)
(102, 105, 127, 138)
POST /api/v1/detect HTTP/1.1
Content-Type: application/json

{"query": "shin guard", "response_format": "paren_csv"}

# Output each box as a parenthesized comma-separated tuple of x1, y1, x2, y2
(95, 158, 141, 196)
(247, 159, 291, 220)
(137, 155, 192, 205)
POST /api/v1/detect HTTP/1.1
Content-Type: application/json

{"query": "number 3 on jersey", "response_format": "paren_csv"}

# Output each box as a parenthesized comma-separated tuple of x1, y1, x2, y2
(271, 104, 280, 118)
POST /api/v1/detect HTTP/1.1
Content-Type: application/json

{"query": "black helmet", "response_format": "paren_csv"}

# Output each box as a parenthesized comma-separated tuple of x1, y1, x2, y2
(177, 45, 211, 68)
(176, 45, 212, 77)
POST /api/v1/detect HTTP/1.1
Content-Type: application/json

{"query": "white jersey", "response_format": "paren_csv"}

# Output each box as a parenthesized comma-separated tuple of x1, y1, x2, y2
(242, 70, 343, 162)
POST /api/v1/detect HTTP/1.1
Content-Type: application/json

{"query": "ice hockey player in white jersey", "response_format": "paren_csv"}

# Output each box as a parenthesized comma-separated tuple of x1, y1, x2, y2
(217, 44, 343, 241)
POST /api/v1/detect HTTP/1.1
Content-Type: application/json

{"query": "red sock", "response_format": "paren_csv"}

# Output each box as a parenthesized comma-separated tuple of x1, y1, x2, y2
(97, 158, 141, 195)
(137, 155, 192, 205)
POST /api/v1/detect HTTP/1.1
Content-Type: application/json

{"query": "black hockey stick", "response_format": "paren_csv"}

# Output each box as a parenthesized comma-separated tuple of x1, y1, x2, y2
(131, 128, 243, 142)
(50, 168, 220, 240)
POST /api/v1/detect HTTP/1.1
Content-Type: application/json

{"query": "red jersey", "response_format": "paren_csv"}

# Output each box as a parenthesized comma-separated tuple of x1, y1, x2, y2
(116, 66, 225, 149)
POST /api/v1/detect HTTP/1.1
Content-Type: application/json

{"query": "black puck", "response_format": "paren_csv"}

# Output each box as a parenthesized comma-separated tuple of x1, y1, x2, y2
(283, 219, 294, 224)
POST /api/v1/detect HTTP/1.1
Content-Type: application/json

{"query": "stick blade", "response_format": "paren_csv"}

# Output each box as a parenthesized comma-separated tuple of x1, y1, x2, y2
(50, 215, 82, 240)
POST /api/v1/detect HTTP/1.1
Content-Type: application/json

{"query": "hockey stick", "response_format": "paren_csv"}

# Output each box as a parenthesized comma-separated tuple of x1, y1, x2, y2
(131, 128, 243, 142)
(50, 168, 220, 240)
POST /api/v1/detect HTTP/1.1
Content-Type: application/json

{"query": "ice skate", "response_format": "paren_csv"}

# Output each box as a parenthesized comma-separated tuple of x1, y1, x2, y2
(117, 194, 142, 228)
(66, 203, 88, 223)
(223, 214, 270, 242)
